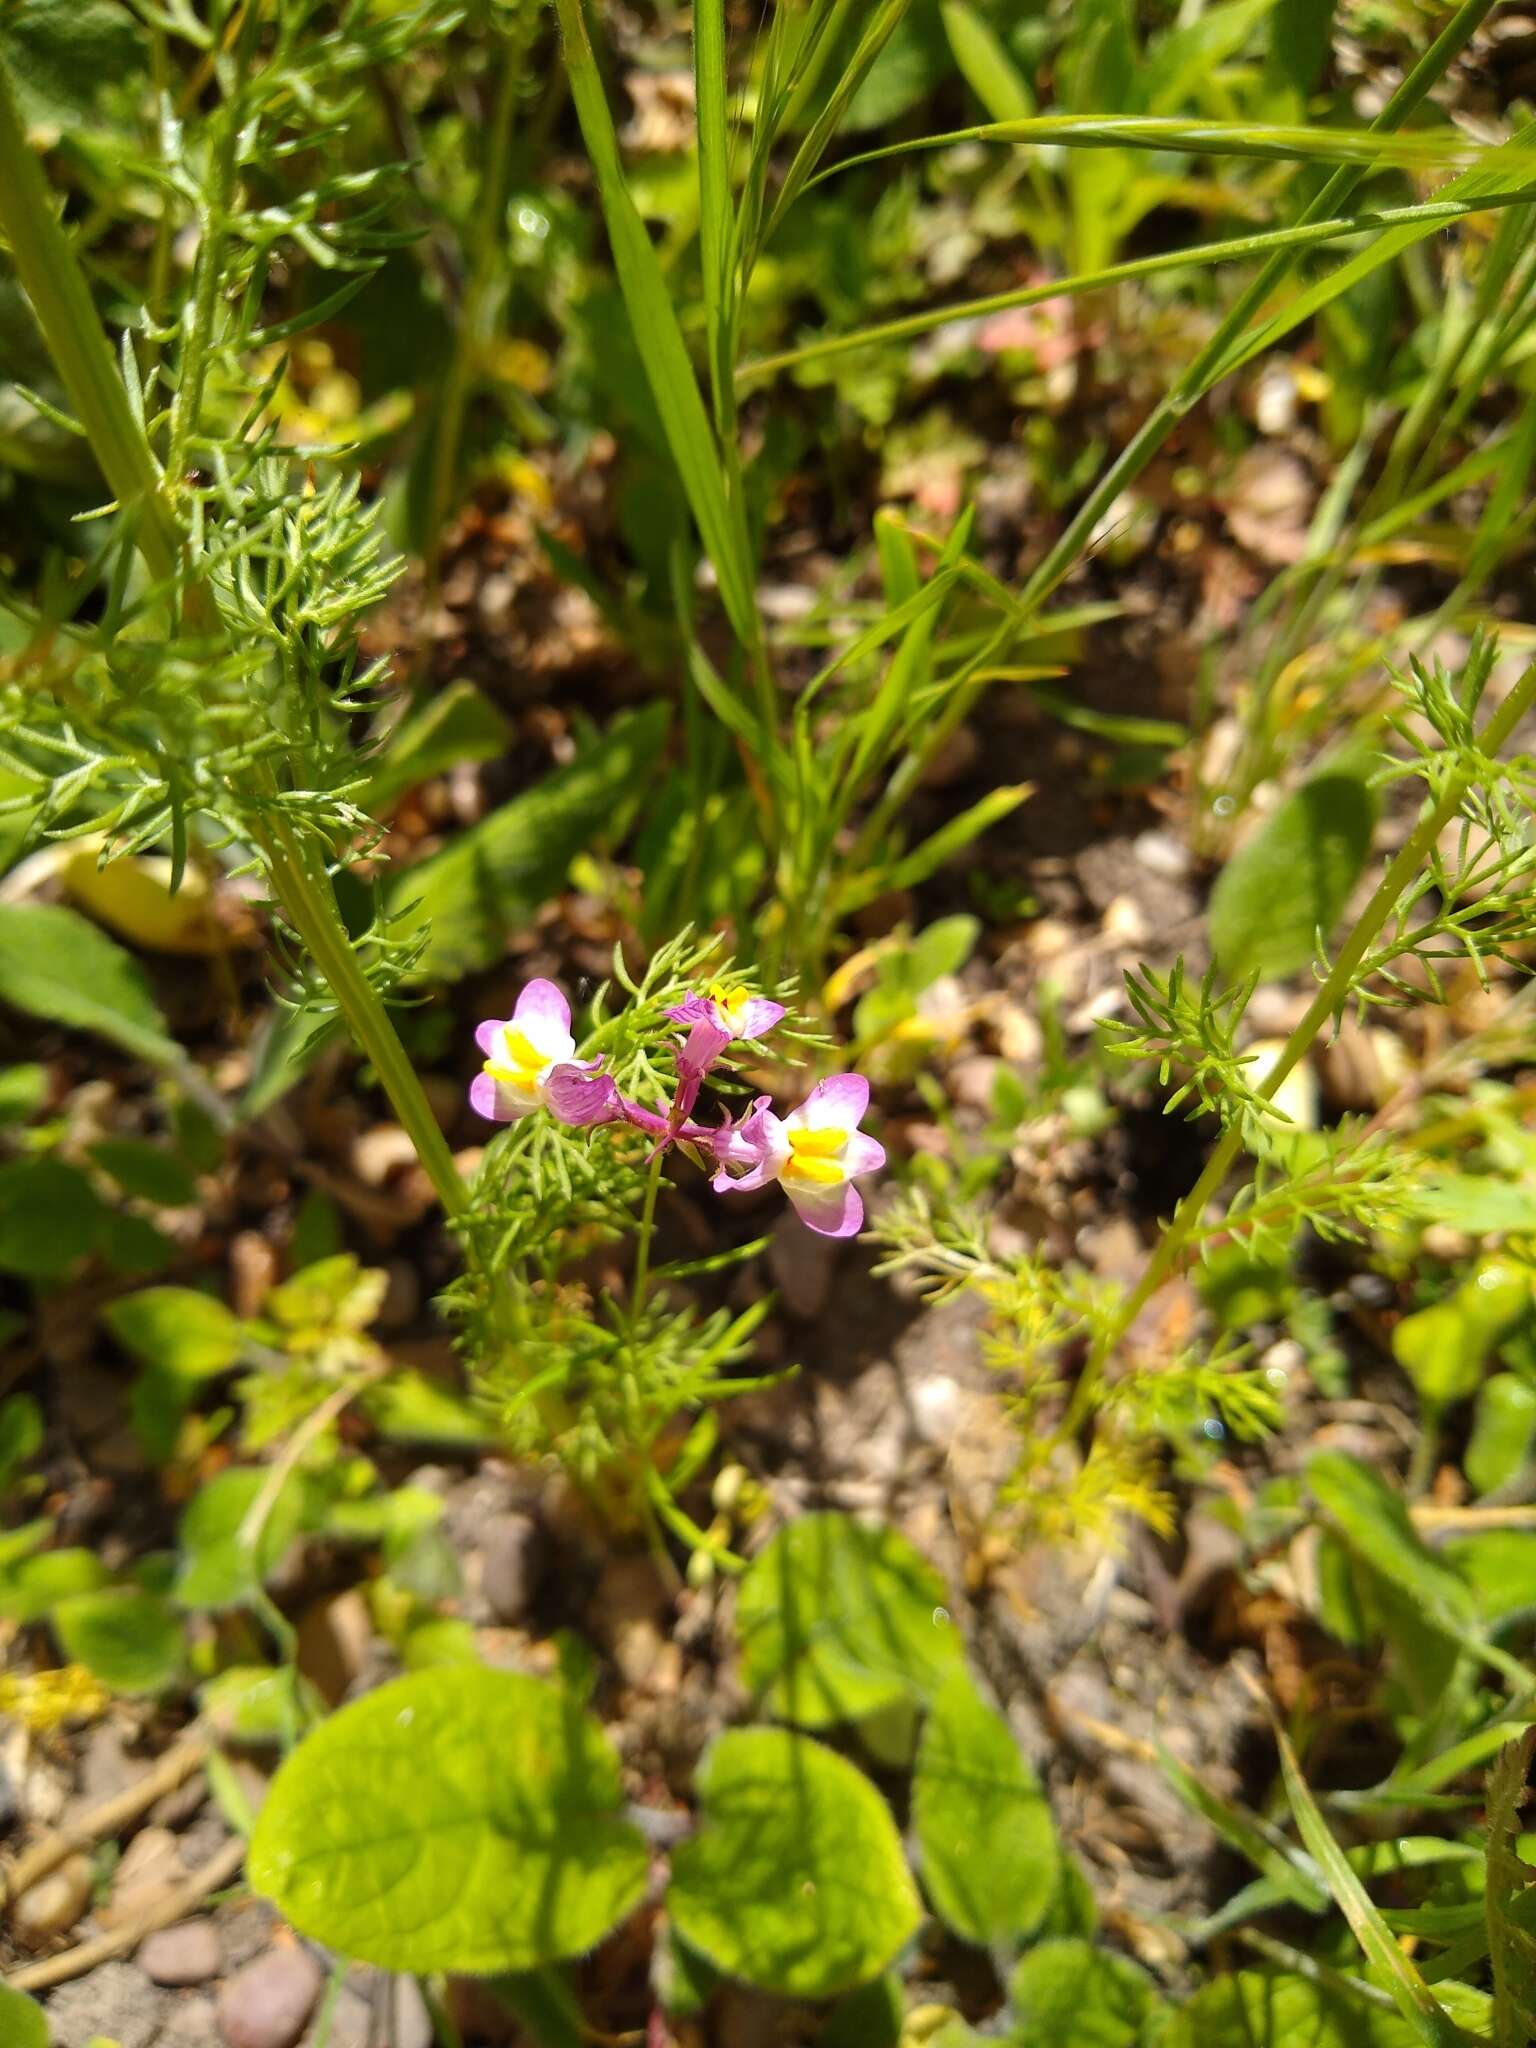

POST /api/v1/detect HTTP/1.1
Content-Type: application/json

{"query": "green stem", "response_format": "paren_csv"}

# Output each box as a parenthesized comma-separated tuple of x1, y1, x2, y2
(166, 90, 242, 488)
(0, 56, 180, 583)
(262, 824, 469, 1219)
(1061, 654, 1536, 1439)
(629, 1148, 664, 1328)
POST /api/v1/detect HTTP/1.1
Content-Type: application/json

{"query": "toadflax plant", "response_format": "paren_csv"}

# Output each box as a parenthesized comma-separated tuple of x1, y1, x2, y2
(449, 934, 882, 1555)
(470, 975, 884, 1237)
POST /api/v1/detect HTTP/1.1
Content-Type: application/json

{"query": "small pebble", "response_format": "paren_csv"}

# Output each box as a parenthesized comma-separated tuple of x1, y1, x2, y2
(12, 1852, 93, 1944)
(217, 1946, 323, 2048)
(480, 1512, 547, 1624)
(139, 1917, 222, 1986)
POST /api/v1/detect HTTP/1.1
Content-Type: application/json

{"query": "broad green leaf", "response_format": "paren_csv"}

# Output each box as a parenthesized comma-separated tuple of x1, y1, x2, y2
(737, 1512, 963, 1727)
(0, 1391, 42, 1491)
(1412, 1177, 1536, 1236)
(0, 1156, 106, 1278)
(1268, 0, 1334, 94)
(363, 679, 514, 817)
(200, 1664, 318, 1746)
(1165, 1972, 1440, 2046)
(821, 1974, 904, 2048)
(1466, 1376, 1536, 1496)
(87, 1139, 199, 1209)
(389, 705, 668, 980)
(668, 1728, 920, 1999)
(105, 1287, 244, 1378)
(0, 1984, 49, 2048)
(1395, 1260, 1530, 1409)
(1005, 1940, 1166, 2047)
(174, 1468, 306, 1612)
(363, 1368, 496, 1447)
(913, 1669, 1059, 1947)
(1142, 0, 1278, 114)
(1308, 1451, 1477, 1641)
(0, 0, 145, 130)
(52, 1586, 184, 1694)
(0, 903, 182, 1066)
(249, 1668, 648, 1973)
(1209, 771, 1377, 983)
(1445, 1533, 1536, 1625)
(941, 0, 1032, 120)
(0, 1063, 47, 1122)
(0, 1546, 109, 1623)
(1486, 1727, 1536, 2048)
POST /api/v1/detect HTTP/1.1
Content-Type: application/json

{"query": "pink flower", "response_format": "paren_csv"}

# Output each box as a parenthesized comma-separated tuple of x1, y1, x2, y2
(543, 1064, 622, 1127)
(470, 981, 602, 1124)
(711, 1074, 884, 1239)
(667, 984, 786, 1123)
(668, 984, 785, 1078)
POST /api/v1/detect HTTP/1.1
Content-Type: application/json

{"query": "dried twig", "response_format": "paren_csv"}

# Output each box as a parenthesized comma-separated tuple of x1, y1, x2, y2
(0, 1731, 208, 1912)
(4, 1833, 246, 1993)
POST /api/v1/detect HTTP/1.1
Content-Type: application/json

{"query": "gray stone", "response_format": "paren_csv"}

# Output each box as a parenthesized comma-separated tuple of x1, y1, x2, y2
(139, 1917, 222, 1986)
(217, 1946, 323, 2048)
(480, 1511, 547, 1623)
(40, 1961, 166, 2048)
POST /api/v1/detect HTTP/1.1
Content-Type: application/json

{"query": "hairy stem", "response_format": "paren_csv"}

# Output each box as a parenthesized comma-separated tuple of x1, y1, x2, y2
(0, 57, 180, 582)
(261, 825, 469, 1219)
(1061, 654, 1536, 1438)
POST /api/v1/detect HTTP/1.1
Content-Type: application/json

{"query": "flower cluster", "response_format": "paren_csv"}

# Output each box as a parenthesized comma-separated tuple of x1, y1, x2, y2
(469, 979, 884, 1238)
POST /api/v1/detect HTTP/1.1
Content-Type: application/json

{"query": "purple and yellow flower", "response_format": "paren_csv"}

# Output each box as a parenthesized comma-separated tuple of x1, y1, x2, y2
(668, 984, 785, 1079)
(711, 1073, 885, 1239)
(470, 980, 600, 1124)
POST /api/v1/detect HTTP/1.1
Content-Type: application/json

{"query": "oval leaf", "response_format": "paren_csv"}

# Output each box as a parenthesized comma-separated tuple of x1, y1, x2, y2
(52, 1586, 184, 1695)
(0, 902, 182, 1065)
(174, 1468, 306, 1613)
(248, 1668, 648, 1973)
(105, 1286, 244, 1378)
(0, 1984, 49, 2048)
(1007, 1939, 1166, 2047)
(1165, 1970, 1453, 2046)
(737, 1511, 962, 1728)
(668, 1728, 920, 1999)
(913, 1669, 1059, 1947)
(1209, 770, 1376, 983)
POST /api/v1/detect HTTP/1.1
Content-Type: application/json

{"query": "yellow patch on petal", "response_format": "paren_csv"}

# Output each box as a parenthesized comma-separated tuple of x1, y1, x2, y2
(709, 982, 753, 1024)
(783, 1125, 848, 1185)
(484, 1026, 546, 1096)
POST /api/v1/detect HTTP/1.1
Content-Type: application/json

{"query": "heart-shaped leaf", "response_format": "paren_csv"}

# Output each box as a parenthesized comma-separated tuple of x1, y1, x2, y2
(668, 1728, 920, 1999)
(249, 1668, 648, 1973)
(737, 1512, 962, 1728)
(913, 1669, 1059, 1947)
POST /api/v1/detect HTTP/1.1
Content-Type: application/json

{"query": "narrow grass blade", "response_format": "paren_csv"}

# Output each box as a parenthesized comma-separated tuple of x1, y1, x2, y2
(805, 112, 1531, 191)
(555, 0, 758, 653)
(693, 0, 733, 423)
(1274, 1714, 1468, 2047)
(738, 186, 1536, 385)
(762, 0, 913, 246)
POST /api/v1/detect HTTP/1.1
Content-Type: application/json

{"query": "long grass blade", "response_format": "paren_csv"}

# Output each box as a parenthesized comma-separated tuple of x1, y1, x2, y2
(804, 112, 1534, 192)
(738, 185, 1536, 386)
(554, 0, 758, 654)
(1274, 1713, 1470, 2047)
(693, 0, 733, 428)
